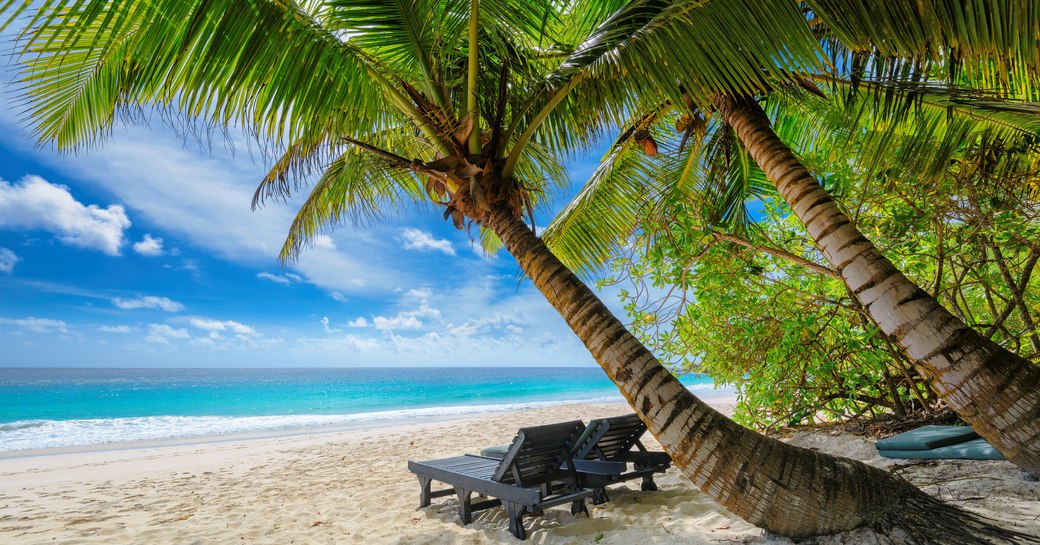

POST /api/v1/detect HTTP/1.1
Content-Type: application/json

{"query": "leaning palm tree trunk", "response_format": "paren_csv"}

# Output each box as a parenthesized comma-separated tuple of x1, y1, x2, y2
(486, 207, 1030, 543)
(715, 94, 1040, 476)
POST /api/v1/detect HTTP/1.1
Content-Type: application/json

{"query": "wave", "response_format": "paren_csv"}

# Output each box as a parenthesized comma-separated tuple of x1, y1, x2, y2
(0, 420, 49, 432)
(0, 383, 732, 452)
(0, 396, 628, 452)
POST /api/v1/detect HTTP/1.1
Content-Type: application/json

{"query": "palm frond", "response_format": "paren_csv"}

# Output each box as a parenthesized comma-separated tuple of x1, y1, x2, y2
(809, 0, 1040, 92)
(11, 0, 393, 150)
(327, 0, 447, 106)
(768, 81, 1040, 190)
(280, 146, 428, 262)
(512, 0, 828, 170)
(542, 110, 678, 278)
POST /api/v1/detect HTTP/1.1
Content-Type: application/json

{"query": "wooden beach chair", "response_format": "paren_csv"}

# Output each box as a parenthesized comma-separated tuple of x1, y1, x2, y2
(573, 413, 672, 501)
(407, 420, 624, 540)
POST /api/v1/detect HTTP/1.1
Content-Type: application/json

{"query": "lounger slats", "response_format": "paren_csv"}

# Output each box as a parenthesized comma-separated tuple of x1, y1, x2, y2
(409, 420, 595, 540)
(495, 421, 585, 484)
(409, 457, 542, 505)
(572, 414, 671, 495)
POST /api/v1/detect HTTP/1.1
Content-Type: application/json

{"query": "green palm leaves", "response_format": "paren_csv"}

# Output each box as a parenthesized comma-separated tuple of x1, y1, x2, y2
(6, 0, 1040, 270)
(10, 0, 384, 149)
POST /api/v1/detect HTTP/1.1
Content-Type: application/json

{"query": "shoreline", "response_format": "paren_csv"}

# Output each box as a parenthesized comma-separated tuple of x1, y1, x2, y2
(0, 389, 736, 459)
(3, 395, 1036, 544)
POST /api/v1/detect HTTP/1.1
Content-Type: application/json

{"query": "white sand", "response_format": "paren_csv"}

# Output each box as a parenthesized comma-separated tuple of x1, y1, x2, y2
(1, 395, 1037, 544)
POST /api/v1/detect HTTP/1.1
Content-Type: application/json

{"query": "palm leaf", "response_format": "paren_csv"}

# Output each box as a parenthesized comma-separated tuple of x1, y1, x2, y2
(11, 0, 393, 150)
(280, 146, 428, 262)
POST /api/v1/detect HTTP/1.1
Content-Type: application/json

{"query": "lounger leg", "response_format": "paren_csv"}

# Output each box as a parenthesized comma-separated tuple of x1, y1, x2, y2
(634, 461, 660, 491)
(504, 501, 527, 540)
(592, 488, 609, 505)
(454, 487, 473, 524)
(417, 476, 432, 507)
(570, 499, 589, 517)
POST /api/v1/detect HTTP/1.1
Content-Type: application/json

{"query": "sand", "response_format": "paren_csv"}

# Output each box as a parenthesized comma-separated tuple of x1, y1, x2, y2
(1, 395, 1037, 544)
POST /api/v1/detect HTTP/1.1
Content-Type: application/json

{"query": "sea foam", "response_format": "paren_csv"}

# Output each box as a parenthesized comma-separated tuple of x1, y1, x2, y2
(0, 396, 630, 452)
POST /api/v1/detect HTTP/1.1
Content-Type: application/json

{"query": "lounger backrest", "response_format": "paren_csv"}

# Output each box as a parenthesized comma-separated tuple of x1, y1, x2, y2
(493, 420, 585, 487)
(575, 413, 647, 461)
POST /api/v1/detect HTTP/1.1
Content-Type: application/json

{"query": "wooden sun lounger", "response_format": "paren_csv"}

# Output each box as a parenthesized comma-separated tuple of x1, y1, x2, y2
(407, 420, 624, 540)
(574, 413, 672, 501)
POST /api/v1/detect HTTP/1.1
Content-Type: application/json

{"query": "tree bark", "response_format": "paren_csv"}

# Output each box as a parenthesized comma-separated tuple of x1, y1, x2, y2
(487, 208, 948, 538)
(715, 94, 1040, 475)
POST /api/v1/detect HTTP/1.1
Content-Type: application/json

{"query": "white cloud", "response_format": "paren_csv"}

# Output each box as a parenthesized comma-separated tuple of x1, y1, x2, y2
(191, 334, 283, 351)
(347, 317, 369, 328)
(0, 176, 130, 255)
(184, 317, 275, 350)
(400, 228, 455, 256)
(97, 325, 132, 334)
(372, 303, 442, 331)
(321, 316, 340, 333)
(329, 291, 348, 303)
(113, 296, 185, 312)
(449, 314, 525, 337)
(0, 248, 18, 273)
(133, 234, 164, 256)
(9, 127, 408, 296)
(0, 317, 69, 334)
(189, 317, 257, 336)
(294, 334, 382, 354)
(145, 324, 191, 344)
(404, 288, 432, 299)
(257, 271, 302, 285)
(311, 235, 336, 249)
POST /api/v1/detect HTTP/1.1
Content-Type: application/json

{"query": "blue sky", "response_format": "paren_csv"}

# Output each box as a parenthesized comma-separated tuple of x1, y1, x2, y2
(0, 64, 623, 367)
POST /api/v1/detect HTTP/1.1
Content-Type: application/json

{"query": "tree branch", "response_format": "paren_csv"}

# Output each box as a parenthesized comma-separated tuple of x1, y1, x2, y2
(711, 231, 840, 278)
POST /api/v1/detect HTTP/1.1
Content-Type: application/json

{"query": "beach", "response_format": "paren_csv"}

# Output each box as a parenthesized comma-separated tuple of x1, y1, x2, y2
(1, 395, 1037, 544)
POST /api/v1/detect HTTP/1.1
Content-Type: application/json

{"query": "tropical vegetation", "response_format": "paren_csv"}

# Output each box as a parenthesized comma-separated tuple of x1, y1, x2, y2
(543, 1, 1040, 476)
(2, 0, 1038, 543)
(599, 90, 1040, 428)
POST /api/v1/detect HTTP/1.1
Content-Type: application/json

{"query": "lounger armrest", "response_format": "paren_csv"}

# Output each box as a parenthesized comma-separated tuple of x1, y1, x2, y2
(570, 459, 627, 476)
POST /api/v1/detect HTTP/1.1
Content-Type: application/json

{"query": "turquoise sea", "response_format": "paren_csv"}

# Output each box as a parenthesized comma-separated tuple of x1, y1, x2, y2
(0, 367, 722, 452)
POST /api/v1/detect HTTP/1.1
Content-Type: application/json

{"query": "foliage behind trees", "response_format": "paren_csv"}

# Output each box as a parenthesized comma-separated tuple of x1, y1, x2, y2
(608, 92, 1040, 430)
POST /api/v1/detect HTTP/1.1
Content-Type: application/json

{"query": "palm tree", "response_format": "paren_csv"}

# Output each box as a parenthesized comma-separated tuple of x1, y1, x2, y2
(716, 92, 1040, 474)
(2, 0, 1033, 541)
(544, 1, 1040, 475)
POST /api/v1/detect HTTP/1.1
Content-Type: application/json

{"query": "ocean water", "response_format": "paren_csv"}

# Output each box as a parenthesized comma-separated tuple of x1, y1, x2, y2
(0, 367, 722, 452)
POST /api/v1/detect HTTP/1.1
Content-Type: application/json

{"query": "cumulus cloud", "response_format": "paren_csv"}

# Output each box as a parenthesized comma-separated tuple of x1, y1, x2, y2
(404, 288, 432, 299)
(0, 317, 69, 334)
(372, 303, 442, 331)
(185, 318, 275, 350)
(113, 296, 185, 312)
(0, 248, 18, 273)
(329, 291, 348, 303)
(347, 317, 369, 328)
(399, 228, 455, 256)
(189, 317, 257, 336)
(97, 325, 132, 334)
(257, 271, 302, 285)
(321, 316, 339, 333)
(0, 176, 131, 255)
(132, 234, 164, 256)
(449, 314, 525, 337)
(144, 324, 191, 344)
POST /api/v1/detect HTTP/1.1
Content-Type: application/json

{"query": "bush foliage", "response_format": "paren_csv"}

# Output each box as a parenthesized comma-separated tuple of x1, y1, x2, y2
(610, 96, 1040, 429)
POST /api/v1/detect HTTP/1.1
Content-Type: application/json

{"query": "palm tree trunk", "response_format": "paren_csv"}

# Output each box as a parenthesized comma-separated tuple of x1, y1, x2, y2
(715, 94, 1040, 476)
(485, 207, 1019, 542)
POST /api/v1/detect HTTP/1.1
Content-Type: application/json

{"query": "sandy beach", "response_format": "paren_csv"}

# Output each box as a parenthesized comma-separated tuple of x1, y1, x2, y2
(1, 395, 1037, 544)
